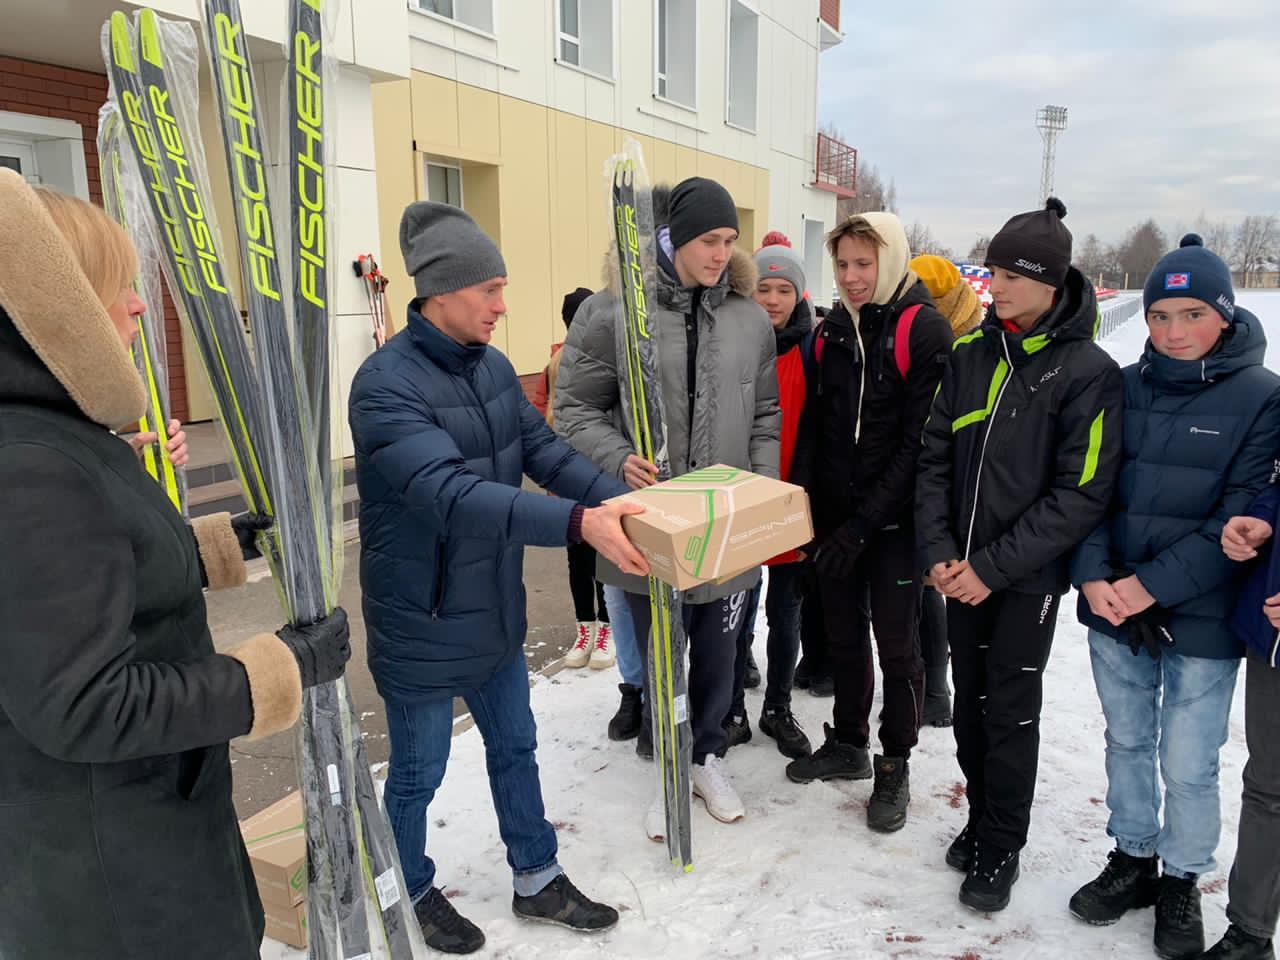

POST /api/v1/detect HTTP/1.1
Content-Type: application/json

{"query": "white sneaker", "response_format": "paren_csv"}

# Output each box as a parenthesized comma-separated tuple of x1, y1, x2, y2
(692, 755, 745, 823)
(588, 621, 615, 669)
(644, 793, 666, 842)
(565, 622, 593, 668)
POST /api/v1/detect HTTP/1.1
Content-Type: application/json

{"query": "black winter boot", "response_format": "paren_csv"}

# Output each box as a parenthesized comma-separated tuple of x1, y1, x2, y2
(808, 673, 835, 697)
(1155, 875, 1205, 960)
(959, 841, 1021, 913)
(866, 755, 910, 833)
(793, 656, 817, 689)
(607, 684, 643, 741)
(414, 887, 485, 954)
(785, 723, 871, 783)
(1068, 849, 1159, 925)
(922, 665, 952, 727)
(946, 822, 976, 873)
(1200, 925, 1275, 960)
(724, 713, 752, 749)
(744, 646, 762, 689)
(759, 707, 812, 759)
(635, 722, 653, 761)
(512, 874, 618, 933)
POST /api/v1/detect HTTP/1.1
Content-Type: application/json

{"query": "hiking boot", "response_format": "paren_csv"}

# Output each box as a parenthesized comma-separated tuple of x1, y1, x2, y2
(512, 874, 618, 933)
(785, 723, 871, 783)
(691, 755, 745, 822)
(1068, 849, 1159, 925)
(1155, 875, 1205, 960)
(414, 887, 485, 954)
(808, 674, 835, 697)
(866, 755, 910, 833)
(1200, 925, 1275, 960)
(635, 722, 653, 761)
(921, 691, 953, 727)
(744, 647, 761, 689)
(607, 684, 643, 741)
(564, 622, 593, 668)
(724, 714, 752, 750)
(946, 823, 977, 873)
(588, 622, 615, 669)
(759, 707, 812, 759)
(959, 842, 1021, 913)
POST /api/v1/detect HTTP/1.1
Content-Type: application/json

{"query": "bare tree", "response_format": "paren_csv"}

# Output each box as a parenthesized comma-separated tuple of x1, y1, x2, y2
(964, 235, 990, 263)
(1076, 233, 1109, 286)
(1117, 220, 1169, 288)
(904, 221, 952, 258)
(1192, 216, 1236, 261)
(1235, 214, 1279, 287)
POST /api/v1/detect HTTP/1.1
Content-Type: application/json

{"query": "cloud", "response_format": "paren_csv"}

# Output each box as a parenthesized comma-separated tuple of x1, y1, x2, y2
(819, 1, 1280, 255)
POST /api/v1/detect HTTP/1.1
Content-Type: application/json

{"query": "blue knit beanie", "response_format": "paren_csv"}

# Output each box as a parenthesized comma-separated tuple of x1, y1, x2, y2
(1143, 233, 1235, 322)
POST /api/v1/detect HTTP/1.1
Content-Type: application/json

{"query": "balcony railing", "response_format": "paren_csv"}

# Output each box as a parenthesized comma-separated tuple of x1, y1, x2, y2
(813, 131, 857, 198)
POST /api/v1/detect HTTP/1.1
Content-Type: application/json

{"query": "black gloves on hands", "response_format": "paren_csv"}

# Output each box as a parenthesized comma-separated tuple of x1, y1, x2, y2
(277, 607, 352, 688)
(231, 512, 274, 561)
(814, 524, 868, 580)
(1125, 605, 1175, 660)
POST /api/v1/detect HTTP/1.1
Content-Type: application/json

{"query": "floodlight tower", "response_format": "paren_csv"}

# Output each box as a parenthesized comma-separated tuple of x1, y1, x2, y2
(1036, 105, 1068, 202)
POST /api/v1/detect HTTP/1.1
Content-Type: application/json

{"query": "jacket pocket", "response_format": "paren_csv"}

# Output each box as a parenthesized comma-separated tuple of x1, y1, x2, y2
(431, 539, 448, 620)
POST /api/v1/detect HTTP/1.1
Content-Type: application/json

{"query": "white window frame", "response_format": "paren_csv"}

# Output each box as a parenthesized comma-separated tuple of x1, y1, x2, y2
(724, 0, 759, 134)
(554, 0, 618, 83)
(0, 111, 88, 198)
(411, 0, 497, 41)
(425, 159, 465, 208)
(652, 0, 698, 113)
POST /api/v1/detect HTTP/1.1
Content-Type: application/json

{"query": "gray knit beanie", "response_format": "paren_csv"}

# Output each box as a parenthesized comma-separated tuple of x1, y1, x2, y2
(399, 201, 507, 299)
(754, 244, 806, 299)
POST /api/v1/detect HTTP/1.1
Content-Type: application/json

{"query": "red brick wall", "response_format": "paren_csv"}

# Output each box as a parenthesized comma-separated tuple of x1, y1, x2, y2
(0, 56, 189, 421)
(820, 0, 840, 32)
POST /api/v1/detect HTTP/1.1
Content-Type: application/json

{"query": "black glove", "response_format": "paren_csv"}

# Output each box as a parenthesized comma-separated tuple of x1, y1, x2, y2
(814, 524, 867, 580)
(1125, 605, 1175, 660)
(277, 607, 352, 688)
(232, 512, 274, 561)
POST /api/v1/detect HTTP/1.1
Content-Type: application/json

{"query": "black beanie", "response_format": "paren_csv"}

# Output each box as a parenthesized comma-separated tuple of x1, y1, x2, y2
(561, 286, 594, 328)
(985, 197, 1072, 288)
(668, 177, 739, 249)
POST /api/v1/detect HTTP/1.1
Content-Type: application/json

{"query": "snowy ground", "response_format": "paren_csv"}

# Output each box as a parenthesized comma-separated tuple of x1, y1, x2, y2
(265, 291, 1280, 960)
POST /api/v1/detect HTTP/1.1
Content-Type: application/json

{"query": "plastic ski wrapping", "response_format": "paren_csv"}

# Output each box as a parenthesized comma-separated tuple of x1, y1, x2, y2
(607, 141, 694, 870)
(97, 102, 186, 514)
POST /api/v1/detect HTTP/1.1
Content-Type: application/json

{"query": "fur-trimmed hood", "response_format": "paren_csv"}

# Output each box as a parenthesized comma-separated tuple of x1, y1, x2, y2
(0, 170, 145, 429)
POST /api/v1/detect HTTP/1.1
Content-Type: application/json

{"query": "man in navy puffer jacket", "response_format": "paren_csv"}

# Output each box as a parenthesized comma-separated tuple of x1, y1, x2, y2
(1069, 236, 1280, 960)
(349, 202, 648, 954)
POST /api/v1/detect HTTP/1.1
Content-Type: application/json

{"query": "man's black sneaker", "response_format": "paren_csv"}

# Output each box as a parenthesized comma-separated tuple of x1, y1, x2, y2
(785, 723, 871, 783)
(635, 723, 653, 761)
(512, 874, 619, 933)
(607, 683, 643, 741)
(724, 714, 752, 750)
(946, 823, 976, 873)
(414, 887, 485, 954)
(744, 646, 762, 689)
(959, 842, 1020, 913)
(866, 755, 910, 833)
(808, 674, 835, 698)
(1154, 875, 1205, 960)
(759, 708, 812, 759)
(1068, 849, 1159, 925)
(1200, 925, 1275, 960)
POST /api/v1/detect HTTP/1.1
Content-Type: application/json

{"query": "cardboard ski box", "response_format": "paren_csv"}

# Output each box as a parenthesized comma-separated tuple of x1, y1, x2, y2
(262, 898, 307, 949)
(611, 465, 812, 590)
(239, 790, 306, 910)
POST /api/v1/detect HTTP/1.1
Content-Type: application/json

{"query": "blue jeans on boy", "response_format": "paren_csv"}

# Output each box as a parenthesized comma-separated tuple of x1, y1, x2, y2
(604, 583, 643, 689)
(1088, 628, 1240, 878)
(383, 652, 562, 901)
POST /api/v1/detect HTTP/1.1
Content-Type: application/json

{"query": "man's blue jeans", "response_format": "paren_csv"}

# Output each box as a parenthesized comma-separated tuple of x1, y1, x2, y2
(1088, 629, 1240, 878)
(383, 652, 562, 901)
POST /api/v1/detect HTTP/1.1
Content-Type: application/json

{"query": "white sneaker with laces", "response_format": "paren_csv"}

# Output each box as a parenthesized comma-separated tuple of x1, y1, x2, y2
(588, 621, 615, 669)
(692, 755, 745, 823)
(644, 793, 666, 842)
(565, 622, 593, 668)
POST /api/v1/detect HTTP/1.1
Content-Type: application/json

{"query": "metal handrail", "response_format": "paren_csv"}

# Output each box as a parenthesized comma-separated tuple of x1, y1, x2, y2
(1097, 293, 1143, 341)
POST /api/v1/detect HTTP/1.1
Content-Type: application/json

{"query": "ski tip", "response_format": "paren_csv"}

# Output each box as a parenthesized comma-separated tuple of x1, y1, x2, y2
(110, 12, 136, 72)
(138, 9, 163, 68)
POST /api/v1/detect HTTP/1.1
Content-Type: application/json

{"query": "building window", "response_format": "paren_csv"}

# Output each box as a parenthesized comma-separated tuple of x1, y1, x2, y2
(654, 0, 696, 109)
(556, 0, 613, 78)
(426, 162, 463, 208)
(725, 0, 758, 131)
(418, 0, 494, 35)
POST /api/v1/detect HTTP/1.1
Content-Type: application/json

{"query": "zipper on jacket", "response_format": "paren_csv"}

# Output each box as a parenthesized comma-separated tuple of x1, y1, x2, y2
(1271, 629, 1279, 669)
(964, 332, 1015, 558)
(431, 540, 447, 620)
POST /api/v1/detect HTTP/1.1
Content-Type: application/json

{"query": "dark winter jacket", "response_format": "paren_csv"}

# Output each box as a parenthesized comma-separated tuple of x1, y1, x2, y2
(1230, 483, 1280, 667)
(0, 170, 302, 959)
(791, 279, 953, 540)
(1073, 309, 1280, 659)
(916, 267, 1124, 595)
(349, 303, 627, 703)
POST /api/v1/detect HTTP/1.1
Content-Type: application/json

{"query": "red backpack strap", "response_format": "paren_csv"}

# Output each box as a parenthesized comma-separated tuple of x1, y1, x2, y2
(894, 304, 923, 379)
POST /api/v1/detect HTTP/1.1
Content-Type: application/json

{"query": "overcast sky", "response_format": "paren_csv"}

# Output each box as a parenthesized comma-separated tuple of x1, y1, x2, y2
(817, 0, 1280, 257)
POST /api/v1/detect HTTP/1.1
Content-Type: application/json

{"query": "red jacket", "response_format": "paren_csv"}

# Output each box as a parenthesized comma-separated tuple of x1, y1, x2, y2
(766, 309, 811, 565)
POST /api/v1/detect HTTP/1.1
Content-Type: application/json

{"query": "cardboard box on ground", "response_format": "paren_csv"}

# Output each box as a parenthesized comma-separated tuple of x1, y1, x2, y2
(240, 791, 308, 949)
(610, 466, 813, 590)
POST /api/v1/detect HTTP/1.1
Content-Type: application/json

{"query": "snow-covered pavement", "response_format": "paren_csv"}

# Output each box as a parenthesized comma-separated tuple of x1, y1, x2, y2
(265, 291, 1280, 960)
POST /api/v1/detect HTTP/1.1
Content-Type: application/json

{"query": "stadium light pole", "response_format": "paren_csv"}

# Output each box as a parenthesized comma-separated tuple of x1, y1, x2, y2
(1036, 105, 1068, 203)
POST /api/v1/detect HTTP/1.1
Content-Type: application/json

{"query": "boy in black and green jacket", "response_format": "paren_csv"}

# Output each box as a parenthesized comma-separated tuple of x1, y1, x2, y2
(915, 198, 1123, 913)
